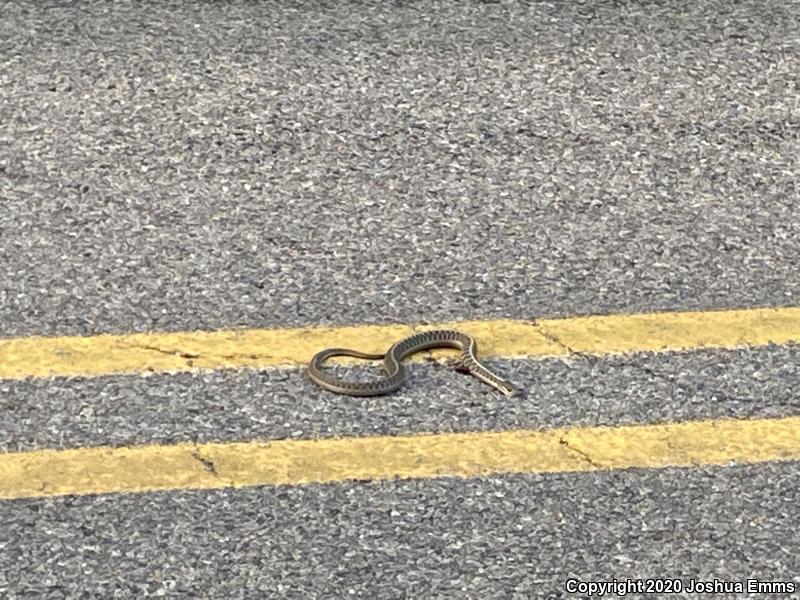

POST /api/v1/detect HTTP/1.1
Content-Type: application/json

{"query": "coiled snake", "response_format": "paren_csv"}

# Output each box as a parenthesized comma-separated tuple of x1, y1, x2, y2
(308, 329, 516, 396)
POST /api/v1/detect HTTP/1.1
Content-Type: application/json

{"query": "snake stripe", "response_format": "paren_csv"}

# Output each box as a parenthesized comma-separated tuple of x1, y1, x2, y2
(308, 330, 516, 397)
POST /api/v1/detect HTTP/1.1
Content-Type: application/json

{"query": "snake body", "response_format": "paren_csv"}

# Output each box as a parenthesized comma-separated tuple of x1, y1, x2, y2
(308, 329, 516, 397)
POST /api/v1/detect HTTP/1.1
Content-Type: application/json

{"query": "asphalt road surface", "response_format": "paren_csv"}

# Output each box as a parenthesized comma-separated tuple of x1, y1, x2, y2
(1, 0, 798, 598)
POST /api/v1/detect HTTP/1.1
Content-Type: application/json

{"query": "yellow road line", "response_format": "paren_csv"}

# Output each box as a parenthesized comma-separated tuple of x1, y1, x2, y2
(1, 305, 800, 381)
(1, 416, 798, 500)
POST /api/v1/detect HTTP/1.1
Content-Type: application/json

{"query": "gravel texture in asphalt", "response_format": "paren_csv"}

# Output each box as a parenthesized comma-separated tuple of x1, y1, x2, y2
(2, 0, 799, 597)
(1, 0, 798, 337)
(1, 344, 799, 452)
(1, 463, 798, 598)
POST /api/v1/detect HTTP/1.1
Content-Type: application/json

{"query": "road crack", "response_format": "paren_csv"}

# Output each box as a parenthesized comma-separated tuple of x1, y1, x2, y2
(119, 341, 277, 364)
(119, 341, 201, 361)
(216, 352, 272, 361)
(190, 448, 219, 477)
(558, 436, 605, 469)
(530, 320, 581, 357)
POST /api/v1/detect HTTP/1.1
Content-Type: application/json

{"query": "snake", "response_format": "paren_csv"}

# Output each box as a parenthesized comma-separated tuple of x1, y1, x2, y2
(308, 329, 516, 397)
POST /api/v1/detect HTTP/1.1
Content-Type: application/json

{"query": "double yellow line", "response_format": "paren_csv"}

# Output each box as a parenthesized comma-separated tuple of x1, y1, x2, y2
(1, 305, 799, 500)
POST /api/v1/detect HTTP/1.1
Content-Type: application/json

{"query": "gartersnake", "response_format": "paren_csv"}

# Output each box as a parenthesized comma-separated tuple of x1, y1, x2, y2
(308, 329, 516, 396)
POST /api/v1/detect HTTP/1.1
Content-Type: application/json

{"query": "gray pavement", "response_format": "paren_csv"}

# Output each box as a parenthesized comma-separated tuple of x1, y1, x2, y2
(1, 463, 799, 598)
(2, 0, 800, 598)
(2, 344, 800, 453)
(1, 0, 798, 338)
